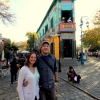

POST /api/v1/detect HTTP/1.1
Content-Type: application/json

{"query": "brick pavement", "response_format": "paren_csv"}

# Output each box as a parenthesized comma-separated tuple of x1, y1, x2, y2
(0, 56, 99, 100)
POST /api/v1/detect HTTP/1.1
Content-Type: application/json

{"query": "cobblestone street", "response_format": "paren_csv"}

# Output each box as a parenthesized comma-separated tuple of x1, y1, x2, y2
(58, 56, 100, 100)
(56, 78, 95, 100)
(0, 77, 18, 100)
(0, 56, 100, 100)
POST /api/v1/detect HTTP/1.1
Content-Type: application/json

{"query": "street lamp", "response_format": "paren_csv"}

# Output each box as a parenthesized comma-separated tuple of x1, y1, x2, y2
(58, 34, 61, 72)
(80, 16, 89, 64)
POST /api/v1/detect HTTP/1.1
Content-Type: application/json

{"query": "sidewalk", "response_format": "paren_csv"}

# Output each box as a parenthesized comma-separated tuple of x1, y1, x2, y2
(58, 56, 100, 99)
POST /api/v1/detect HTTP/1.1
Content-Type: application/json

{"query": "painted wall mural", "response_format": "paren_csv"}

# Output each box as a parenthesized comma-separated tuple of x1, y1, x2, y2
(61, 33, 75, 39)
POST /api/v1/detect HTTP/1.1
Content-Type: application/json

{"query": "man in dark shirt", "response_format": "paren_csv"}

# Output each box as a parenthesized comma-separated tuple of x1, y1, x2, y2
(37, 41, 58, 100)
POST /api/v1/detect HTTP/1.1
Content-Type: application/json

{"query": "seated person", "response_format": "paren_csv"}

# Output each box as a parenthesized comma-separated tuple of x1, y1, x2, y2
(62, 17, 65, 23)
(67, 66, 81, 83)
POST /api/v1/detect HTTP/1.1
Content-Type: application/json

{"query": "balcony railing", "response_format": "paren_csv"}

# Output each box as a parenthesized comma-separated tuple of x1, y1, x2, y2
(37, 28, 57, 46)
(59, 23, 76, 32)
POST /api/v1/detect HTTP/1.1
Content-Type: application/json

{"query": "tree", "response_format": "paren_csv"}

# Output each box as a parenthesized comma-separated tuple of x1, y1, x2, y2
(3, 38, 11, 48)
(26, 32, 38, 51)
(2, 38, 18, 51)
(0, 0, 16, 25)
(83, 27, 100, 51)
(82, 10, 100, 51)
(11, 42, 18, 51)
(16, 41, 28, 51)
(92, 10, 100, 26)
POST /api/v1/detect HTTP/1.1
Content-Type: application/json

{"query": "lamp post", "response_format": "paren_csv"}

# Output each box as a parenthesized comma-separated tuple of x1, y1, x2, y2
(80, 16, 89, 64)
(58, 34, 61, 72)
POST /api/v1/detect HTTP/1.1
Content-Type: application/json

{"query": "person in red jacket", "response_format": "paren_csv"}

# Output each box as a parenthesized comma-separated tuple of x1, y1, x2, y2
(67, 66, 81, 83)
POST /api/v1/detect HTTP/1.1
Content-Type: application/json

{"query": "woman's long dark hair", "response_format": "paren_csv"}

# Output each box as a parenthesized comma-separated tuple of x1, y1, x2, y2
(24, 52, 37, 67)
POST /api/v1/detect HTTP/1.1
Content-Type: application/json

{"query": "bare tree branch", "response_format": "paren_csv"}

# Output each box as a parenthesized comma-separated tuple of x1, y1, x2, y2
(0, 1, 16, 25)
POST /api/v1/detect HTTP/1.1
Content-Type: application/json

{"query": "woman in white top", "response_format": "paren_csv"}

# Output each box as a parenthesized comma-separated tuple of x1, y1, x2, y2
(17, 52, 40, 100)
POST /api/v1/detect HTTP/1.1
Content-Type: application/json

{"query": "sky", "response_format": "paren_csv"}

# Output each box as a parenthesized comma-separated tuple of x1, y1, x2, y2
(0, 0, 100, 45)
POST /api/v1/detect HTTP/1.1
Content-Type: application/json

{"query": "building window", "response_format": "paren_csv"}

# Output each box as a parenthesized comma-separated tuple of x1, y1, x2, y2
(51, 17, 53, 28)
(40, 33, 41, 37)
(45, 24, 48, 33)
(61, 10, 73, 23)
(43, 29, 44, 35)
(50, 42, 54, 55)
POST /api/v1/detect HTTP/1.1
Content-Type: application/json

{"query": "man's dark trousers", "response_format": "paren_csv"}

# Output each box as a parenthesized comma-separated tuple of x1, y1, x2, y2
(39, 86, 56, 100)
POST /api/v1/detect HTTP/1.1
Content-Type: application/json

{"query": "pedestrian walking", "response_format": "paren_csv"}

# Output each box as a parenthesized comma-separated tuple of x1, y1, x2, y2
(4, 47, 10, 65)
(98, 51, 100, 59)
(17, 52, 40, 100)
(10, 57, 19, 84)
(95, 52, 98, 58)
(23, 41, 58, 100)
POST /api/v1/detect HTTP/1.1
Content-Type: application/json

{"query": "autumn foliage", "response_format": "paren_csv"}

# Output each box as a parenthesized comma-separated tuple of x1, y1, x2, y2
(82, 10, 100, 51)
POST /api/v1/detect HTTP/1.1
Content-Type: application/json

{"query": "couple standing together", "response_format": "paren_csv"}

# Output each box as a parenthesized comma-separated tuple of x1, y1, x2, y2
(17, 41, 58, 100)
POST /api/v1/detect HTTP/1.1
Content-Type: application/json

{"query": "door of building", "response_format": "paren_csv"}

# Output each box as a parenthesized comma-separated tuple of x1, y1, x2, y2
(50, 42, 54, 55)
(63, 39, 72, 57)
